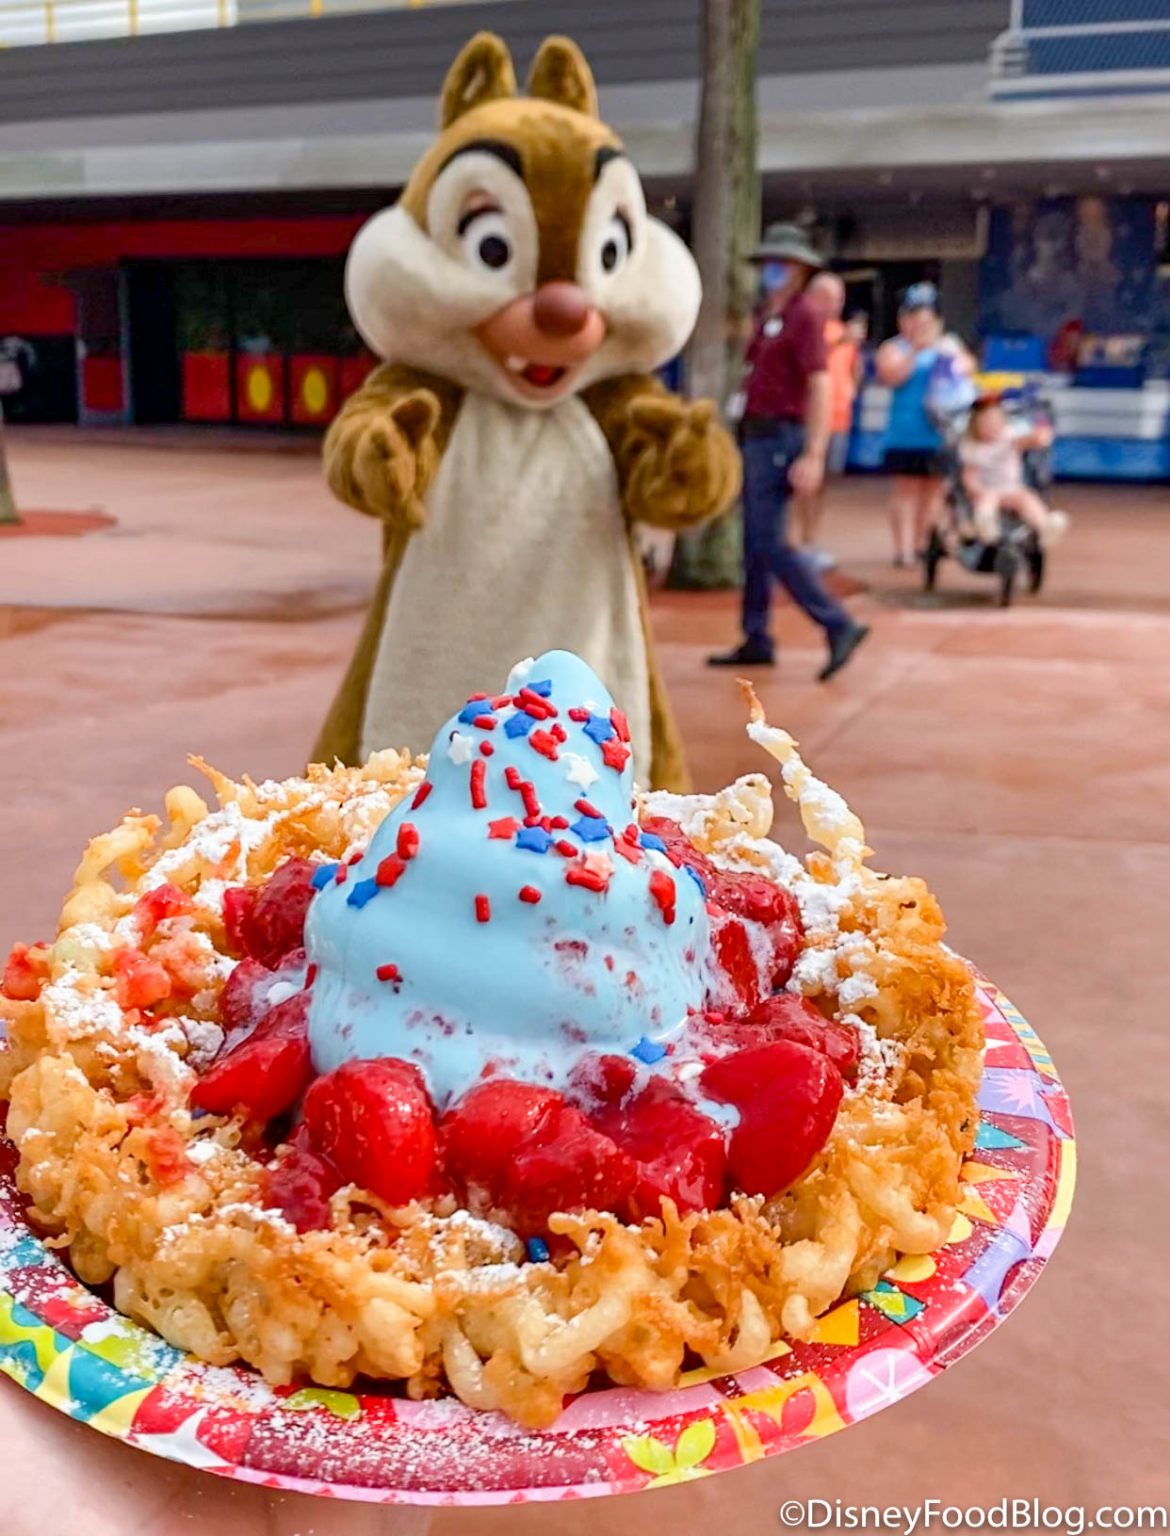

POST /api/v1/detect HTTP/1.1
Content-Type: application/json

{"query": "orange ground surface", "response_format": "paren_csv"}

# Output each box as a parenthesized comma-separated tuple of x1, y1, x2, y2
(0, 430, 1166, 1535)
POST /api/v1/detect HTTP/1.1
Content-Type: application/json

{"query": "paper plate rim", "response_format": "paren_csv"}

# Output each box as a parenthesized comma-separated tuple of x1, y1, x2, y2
(0, 976, 1075, 1506)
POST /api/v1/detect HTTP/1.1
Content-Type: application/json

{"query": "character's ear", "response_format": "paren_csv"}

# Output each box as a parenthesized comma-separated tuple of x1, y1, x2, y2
(526, 35, 598, 118)
(439, 32, 517, 128)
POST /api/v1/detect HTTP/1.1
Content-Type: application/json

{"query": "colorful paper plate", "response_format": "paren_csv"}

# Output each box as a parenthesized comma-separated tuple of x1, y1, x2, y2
(0, 980, 1073, 1506)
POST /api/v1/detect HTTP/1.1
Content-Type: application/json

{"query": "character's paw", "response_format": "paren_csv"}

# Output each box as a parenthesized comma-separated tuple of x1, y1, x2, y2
(350, 390, 442, 528)
(625, 396, 741, 528)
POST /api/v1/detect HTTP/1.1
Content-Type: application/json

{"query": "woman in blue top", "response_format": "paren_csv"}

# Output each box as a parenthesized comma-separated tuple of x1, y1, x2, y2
(876, 283, 973, 566)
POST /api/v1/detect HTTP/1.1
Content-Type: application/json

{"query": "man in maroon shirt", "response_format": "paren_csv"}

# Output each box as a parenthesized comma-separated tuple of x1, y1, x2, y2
(709, 224, 869, 679)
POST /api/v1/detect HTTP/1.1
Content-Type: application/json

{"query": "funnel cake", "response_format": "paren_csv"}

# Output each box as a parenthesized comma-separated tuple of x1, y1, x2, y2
(0, 653, 982, 1427)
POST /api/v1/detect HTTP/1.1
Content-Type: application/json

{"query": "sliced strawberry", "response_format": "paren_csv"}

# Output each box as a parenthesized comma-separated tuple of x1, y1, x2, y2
(440, 1079, 563, 1194)
(190, 992, 311, 1122)
(441, 1079, 636, 1235)
(710, 911, 765, 1012)
(593, 1076, 726, 1219)
(702, 1040, 842, 1199)
(219, 949, 307, 1053)
(1, 942, 49, 1002)
(132, 883, 195, 937)
(230, 858, 317, 968)
(222, 885, 258, 956)
(112, 947, 173, 1010)
(303, 1058, 439, 1206)
(261, 1139, 342, 1232)
(506, 1105, 637, 1237)
(566, 1053, 637, 1110)
(700, 993, 861, 1081)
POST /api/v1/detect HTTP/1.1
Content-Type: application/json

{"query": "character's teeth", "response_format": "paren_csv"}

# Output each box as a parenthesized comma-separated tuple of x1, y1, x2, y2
(505, 356, 527, 373)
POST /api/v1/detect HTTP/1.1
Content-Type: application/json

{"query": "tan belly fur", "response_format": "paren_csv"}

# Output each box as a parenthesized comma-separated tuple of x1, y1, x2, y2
(362, 393, 652, 770)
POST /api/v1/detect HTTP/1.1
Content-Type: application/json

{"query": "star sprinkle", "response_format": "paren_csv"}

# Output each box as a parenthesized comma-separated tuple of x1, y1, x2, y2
(571, 816, 611, 844)
(310, 863, 339, 890)
(630, 1036, 667, 1064)
(562, 751, 599, 790)
(583, 714, 615, 745)
(504, 712, 535, 739)
(489, 817, 520, 840)
(601, 737, 630, 772)
(447, 732, 474, 765)
(346, 878, 380, 909)
(516, 826, 553, 854)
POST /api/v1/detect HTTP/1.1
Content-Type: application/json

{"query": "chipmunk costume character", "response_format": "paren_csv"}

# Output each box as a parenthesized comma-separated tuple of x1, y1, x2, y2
(315, 32, 740, 791)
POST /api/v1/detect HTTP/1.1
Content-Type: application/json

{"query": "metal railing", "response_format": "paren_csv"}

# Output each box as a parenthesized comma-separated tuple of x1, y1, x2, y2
(0, 0, 477, 48)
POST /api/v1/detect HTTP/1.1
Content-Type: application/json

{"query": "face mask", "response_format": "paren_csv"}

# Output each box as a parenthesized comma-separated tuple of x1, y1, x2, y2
(761, 261, 791, 296)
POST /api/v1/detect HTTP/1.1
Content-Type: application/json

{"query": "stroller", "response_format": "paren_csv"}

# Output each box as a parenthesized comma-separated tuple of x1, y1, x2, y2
(922, 380, 1053, 607)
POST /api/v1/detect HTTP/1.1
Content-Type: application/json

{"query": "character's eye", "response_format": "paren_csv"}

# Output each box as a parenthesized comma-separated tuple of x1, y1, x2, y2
(600, 212, 632, 274)
(458, 206, 513, 273)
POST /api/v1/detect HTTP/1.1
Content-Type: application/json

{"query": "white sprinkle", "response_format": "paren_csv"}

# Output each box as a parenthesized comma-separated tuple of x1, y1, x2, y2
(562, 752, 599, 791)
(446, 732, 475, 765)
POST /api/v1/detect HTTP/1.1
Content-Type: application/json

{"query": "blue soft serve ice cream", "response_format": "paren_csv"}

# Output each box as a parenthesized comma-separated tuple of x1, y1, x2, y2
(306, 651, 710, 1103)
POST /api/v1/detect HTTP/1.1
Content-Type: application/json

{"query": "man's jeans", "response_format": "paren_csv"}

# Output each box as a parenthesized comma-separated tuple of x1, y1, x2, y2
(741, 422, 851, 651)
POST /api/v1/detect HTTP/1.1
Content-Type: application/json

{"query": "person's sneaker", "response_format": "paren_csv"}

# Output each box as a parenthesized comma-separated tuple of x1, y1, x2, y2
(1041, 509, 1070, 547)
(708, 641, 775, 668)
(806, 546, 838, 573)
(818, 623, 870, 682)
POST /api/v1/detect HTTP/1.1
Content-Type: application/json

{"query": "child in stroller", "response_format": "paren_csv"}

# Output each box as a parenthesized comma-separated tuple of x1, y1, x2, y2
(924, 387, 1069, 606)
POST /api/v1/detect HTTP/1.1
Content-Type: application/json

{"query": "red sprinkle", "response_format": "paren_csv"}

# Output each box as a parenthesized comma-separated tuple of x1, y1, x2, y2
(334, 865, 349, 886)
(518, 886, 542, 904)
(520, 782, 541, 819)
(575, 798, 603, 818)
(504, 766, 523, 790)
(470, 759, 487, 809)
(347, 851, 364, 864)
(488, 817, 520, 840)
(625, 823, 640, 842)
(568, 707, 590, 722)
(480, 741, 495, 757)
(550, 723, 567, 743)
(519, 687, 558, 719)
(550, 815, 570, 830)
(528, 729, 559, 761)
(396, 822, 420, 861)
(376, 963, 401, 983)
(566, 863, 609, 893)
(555, 839, 578, 858)
(491, 694, 512, 709)
(613, 836, 642, 864)
(648, 869, 677, 924)
(601, 737, 630, 772)
(306, 963, 318, 986)
(610, 707, 631, 743)
(475, 894, 491, 923)
(473, 714, 497, 731)
(468, 692, 488, 702)
(376, 855, 407, 887)
(411, 781, 433, 810)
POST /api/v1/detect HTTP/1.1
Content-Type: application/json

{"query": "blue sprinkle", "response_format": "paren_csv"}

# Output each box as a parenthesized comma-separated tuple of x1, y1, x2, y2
(526, 679, 553, 698)
(630, 1036, 667, 1064)
(311, 863, 340, 890)
(683, 864, 707, 898)
(346, 878, 380, 909)
(504, 712, 536, 739)
(571, 817, 611, 844)
(639, 832, 667, 855)
(458, 699, 495, 724)
(526, 1236, 551, 1263)
(515, 826, 553, 853)
(583, 714, 615, 745)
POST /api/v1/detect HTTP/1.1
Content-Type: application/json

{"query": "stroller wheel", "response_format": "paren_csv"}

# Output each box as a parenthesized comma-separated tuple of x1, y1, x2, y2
(994, 544, 1020, 607)
(1027, 543, 1046, 594)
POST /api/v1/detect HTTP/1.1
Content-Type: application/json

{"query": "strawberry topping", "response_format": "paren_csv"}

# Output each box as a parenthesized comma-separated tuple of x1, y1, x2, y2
(303, 1058, 440, 1206)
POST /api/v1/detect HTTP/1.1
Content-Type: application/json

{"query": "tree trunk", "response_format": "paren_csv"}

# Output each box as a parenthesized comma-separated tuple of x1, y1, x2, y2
(670, 0, 759, 589)
(0, 404, 19, 526)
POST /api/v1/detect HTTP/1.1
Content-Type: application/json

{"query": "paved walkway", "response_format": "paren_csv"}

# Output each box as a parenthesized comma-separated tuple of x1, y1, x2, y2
(1, 430, 1167, 1533)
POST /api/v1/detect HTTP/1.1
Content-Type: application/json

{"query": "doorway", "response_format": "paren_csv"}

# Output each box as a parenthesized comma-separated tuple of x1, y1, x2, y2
(125, 263, 181, 424)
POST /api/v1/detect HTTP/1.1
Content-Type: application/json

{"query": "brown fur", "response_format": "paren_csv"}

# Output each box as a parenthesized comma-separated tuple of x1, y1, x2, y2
(316, 33, 741, 788)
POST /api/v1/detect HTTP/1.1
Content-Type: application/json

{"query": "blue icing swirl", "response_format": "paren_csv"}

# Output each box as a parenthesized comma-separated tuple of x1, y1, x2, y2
(306, 651, 710, 1104)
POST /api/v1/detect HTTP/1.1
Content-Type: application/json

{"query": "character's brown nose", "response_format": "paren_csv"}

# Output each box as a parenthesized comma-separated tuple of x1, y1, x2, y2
(532, 282, 592, 338)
